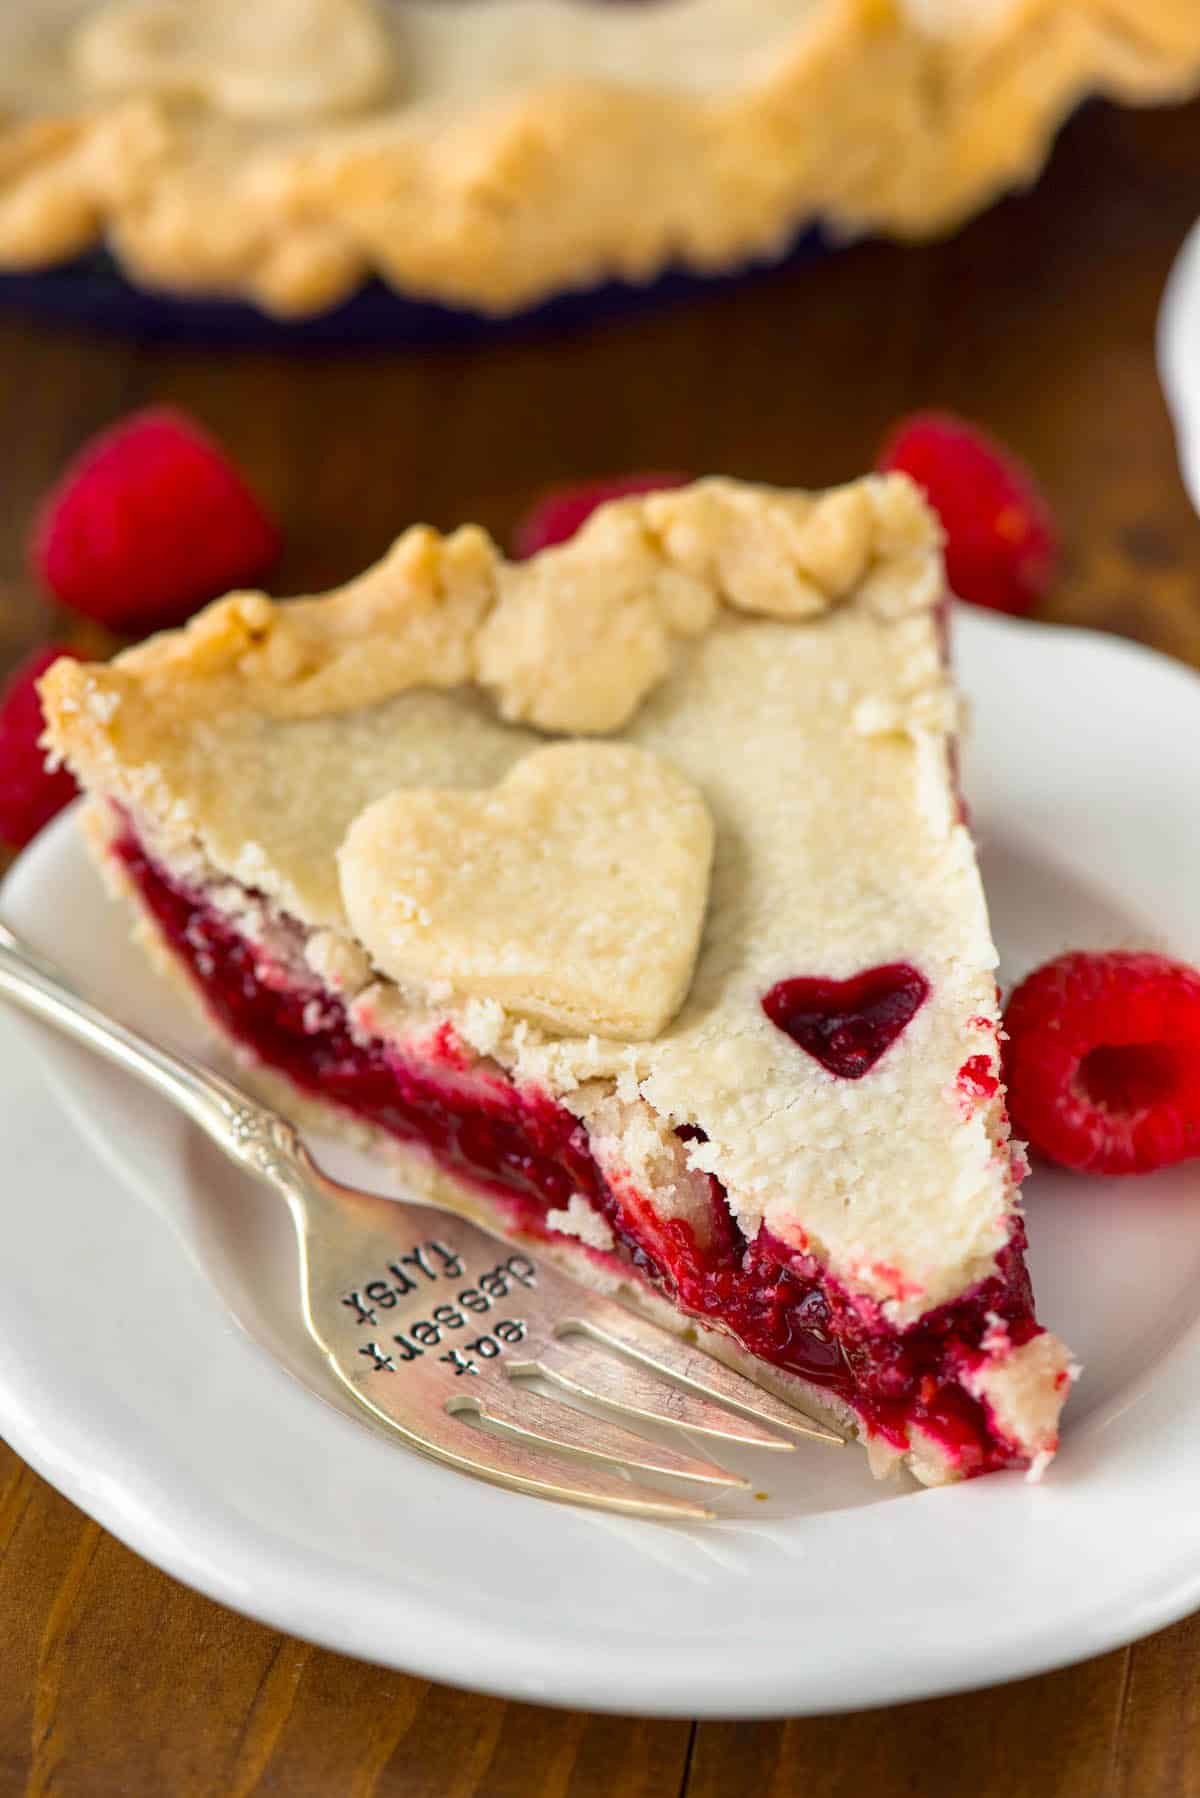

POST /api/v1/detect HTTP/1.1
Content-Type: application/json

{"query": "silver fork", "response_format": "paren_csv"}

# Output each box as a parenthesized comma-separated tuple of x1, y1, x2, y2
(0, 920, 842, 1521)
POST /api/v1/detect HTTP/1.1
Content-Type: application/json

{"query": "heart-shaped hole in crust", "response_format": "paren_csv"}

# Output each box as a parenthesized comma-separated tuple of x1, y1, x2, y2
(762, 964, 930, 1079)
(338, 742, 714, 1042)
(73, 0, 395, 123)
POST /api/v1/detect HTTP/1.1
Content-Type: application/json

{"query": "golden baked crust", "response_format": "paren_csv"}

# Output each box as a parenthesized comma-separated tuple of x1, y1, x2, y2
(39, 472, 939, 749)
(338, 742, 716, 1041)
(1, 0, 1198, 315)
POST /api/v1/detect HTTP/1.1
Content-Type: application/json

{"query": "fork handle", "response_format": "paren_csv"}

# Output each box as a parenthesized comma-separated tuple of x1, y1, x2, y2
(0, 916, 320, 1204)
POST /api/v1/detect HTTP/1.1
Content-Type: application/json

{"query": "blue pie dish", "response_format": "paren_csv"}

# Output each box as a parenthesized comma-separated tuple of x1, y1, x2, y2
(0, 232, 827, 347)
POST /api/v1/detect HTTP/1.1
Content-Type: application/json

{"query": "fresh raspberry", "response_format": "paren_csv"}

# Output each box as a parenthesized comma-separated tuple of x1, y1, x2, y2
(877, 412, 1058, 615)
(1003, 951, 1200, 1175)
(30, 407, 280, 632)
(0, 646, 81, 850)
(513, 473, 687, 558)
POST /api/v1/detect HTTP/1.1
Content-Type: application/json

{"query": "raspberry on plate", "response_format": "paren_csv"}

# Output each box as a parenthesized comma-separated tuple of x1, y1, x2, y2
(30, 407, 280, 634)
(1003, 951, 1200, 1175)
(513, 473, 687, 558)
(0, 645, 81, 850)
(877, 412, 1058, 616)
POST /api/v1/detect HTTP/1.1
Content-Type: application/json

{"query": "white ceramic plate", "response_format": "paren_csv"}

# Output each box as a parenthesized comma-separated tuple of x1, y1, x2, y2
(1, 607, 1199, 1718)
(1159, 216, 1200, 512)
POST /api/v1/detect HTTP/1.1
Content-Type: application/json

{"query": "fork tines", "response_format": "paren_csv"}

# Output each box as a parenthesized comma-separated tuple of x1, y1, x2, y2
(318, 1198, 844, 1522)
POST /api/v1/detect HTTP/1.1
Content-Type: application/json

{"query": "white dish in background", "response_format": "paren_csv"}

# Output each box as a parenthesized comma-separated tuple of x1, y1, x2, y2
(1159, 216, 1200, 513)
(1, 607, 1199, 1717)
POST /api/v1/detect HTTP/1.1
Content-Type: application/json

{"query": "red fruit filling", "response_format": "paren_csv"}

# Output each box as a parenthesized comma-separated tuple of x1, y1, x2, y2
(957, 1054, 1000, 1103)
(114, 825, 1044, 1475)
(762, 964, 929, 1079)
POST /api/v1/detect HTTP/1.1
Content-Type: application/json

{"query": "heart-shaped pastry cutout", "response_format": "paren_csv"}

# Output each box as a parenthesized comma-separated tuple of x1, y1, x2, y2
(761, 964, 929, 1079)
(73, 0, 395, 124)
(339, 743, 714, 1041)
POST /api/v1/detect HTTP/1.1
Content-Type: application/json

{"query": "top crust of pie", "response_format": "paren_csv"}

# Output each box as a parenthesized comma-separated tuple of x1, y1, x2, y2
(339, 740, 717, 1042)
(0, 0, 1198, 314)
(43, 474, 1018, 1327)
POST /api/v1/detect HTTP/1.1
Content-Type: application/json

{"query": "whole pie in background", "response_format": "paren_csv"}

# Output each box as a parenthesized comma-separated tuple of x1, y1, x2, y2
(1, 0, 1198, 316)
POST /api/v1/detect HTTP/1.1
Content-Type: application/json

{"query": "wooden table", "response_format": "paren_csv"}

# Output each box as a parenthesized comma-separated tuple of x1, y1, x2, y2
(2, 93, 1199, 1798)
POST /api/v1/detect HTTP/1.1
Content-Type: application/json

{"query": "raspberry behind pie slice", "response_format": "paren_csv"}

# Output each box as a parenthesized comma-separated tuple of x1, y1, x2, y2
(41, 474, 1076, 1486)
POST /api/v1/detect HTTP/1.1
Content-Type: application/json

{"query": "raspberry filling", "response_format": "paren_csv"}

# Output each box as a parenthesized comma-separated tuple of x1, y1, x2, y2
(114, 826, 1043, 1476)
(762, 965, 930, 1079)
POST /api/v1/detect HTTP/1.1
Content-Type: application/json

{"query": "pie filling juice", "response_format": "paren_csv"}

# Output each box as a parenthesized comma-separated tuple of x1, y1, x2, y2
(115, 824, 1045, 1475)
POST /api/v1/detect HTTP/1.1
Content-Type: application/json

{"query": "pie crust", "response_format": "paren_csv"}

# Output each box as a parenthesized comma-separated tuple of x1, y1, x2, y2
(1, 0, 1198, 315)
(41, 474, 1077, 1482)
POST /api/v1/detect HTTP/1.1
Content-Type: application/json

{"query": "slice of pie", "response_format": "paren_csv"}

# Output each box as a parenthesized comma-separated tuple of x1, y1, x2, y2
(0, 0, 1198, 314)
(41, 474, 1076, 1484)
